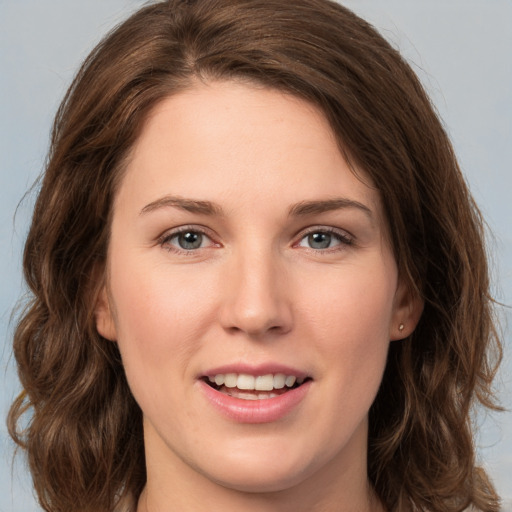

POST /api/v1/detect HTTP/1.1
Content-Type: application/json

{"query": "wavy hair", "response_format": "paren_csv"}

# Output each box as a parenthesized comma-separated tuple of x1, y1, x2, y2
(8, 1, 502, 510)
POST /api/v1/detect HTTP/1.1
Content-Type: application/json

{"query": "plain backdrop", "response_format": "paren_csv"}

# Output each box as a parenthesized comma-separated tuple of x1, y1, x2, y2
(1, 1, 510, 510)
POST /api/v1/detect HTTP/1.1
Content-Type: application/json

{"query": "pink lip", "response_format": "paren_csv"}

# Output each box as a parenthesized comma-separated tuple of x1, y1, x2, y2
(198, 379, 312, 424)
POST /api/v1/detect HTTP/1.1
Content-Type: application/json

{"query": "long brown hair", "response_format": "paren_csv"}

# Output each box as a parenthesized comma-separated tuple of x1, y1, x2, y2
(8, 1, 502, 510)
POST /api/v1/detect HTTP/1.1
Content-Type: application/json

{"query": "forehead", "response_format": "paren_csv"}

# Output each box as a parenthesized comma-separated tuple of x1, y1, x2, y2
(116, 80, 382, 221)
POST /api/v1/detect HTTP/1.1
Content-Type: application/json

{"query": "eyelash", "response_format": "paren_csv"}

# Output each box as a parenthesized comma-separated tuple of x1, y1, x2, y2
(158, 226, 217, 255)
(158, 226, 354, 254)
(295, 226, 354, 253)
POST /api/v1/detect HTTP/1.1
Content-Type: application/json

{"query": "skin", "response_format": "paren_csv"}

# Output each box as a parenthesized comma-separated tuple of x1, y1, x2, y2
(96, 80, 422, 512)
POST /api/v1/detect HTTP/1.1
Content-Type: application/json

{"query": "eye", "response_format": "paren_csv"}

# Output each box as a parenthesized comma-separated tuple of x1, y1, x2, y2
(160, 228, 215, 252)
(174, 231, 205, 250)
(297, 228, 353, 250)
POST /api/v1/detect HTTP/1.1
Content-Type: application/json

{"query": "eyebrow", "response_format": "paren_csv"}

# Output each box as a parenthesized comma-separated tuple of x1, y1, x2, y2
(139, 195, 372, 219)
(288, 198, 373, 218)
(140, 195, 223, 216)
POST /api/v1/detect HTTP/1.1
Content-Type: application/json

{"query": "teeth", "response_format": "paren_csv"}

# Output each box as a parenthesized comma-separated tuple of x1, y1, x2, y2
(232, 391, 259, 400)
(226, 389, 281, 400)
(237, 374, 255, 390)
(285, 375, 297, 387)
(224, 373, 237, 388)
(207, 372, 304, 391)
(273, 373, 286, 389)
(255, 374, 274, 391)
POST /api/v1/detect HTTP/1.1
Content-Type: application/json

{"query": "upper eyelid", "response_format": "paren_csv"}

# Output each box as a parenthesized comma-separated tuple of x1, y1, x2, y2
(159, 225, 215, 240)
(295, 225, 354, 240)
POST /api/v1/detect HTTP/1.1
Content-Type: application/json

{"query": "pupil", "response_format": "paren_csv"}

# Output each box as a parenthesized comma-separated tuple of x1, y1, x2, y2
(309, 232, 331, 249)
(179, 232, 202, 250)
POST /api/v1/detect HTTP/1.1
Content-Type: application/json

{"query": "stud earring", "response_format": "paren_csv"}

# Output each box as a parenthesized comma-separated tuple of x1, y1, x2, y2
(398, 323, 405, 333)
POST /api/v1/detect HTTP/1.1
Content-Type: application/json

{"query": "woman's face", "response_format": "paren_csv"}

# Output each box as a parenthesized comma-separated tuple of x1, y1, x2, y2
(97, 81, 416, 496)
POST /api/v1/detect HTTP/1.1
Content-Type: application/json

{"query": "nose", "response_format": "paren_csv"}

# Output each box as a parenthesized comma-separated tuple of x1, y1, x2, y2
(218, 248, 293, 338)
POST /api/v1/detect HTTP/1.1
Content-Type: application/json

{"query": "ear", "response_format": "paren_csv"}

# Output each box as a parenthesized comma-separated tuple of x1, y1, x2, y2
(389, 280, 423, 341)
(95, 285, 118, 341)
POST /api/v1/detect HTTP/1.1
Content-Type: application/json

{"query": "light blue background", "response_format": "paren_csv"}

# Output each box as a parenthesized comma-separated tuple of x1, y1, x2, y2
(1, 1, 510, 510)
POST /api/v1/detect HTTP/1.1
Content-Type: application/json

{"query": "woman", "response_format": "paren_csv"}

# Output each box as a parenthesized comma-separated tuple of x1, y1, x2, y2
(8, 0, 503, 511)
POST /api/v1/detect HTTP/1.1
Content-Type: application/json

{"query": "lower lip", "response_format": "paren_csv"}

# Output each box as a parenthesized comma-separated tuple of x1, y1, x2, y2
(198, 380, 312, 424)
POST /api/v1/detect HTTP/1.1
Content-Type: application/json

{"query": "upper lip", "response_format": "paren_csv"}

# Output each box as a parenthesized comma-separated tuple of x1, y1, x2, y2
(199, 363, 310, 380)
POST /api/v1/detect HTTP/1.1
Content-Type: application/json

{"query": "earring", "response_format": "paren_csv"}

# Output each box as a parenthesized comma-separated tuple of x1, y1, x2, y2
(398, 323, 405, 333)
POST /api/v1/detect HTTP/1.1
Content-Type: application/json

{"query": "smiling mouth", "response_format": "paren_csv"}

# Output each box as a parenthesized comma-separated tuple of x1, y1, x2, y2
(202, 373, 310, 400)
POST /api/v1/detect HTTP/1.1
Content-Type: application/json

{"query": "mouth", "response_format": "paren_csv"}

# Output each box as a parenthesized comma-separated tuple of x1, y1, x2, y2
(202, 373, 311, 400)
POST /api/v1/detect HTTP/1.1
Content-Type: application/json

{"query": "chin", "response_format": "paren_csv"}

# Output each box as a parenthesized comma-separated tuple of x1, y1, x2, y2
(194, 447, 319, 494)
(208, 467, 309, 494)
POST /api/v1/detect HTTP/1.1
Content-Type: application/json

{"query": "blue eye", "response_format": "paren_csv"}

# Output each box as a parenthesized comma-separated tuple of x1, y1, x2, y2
(162, 229, 212, 251)
(298, 229, 352, 250)
(307, 232, 334, 249)
(175, 231, 204, 250)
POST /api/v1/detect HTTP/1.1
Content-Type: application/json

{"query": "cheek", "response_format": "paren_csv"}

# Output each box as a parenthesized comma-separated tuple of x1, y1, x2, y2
(108, 256, 217, 372)
(305, 260, 396, 337)
(107, 258, 218, 423)
(301, 262, 396, 390)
